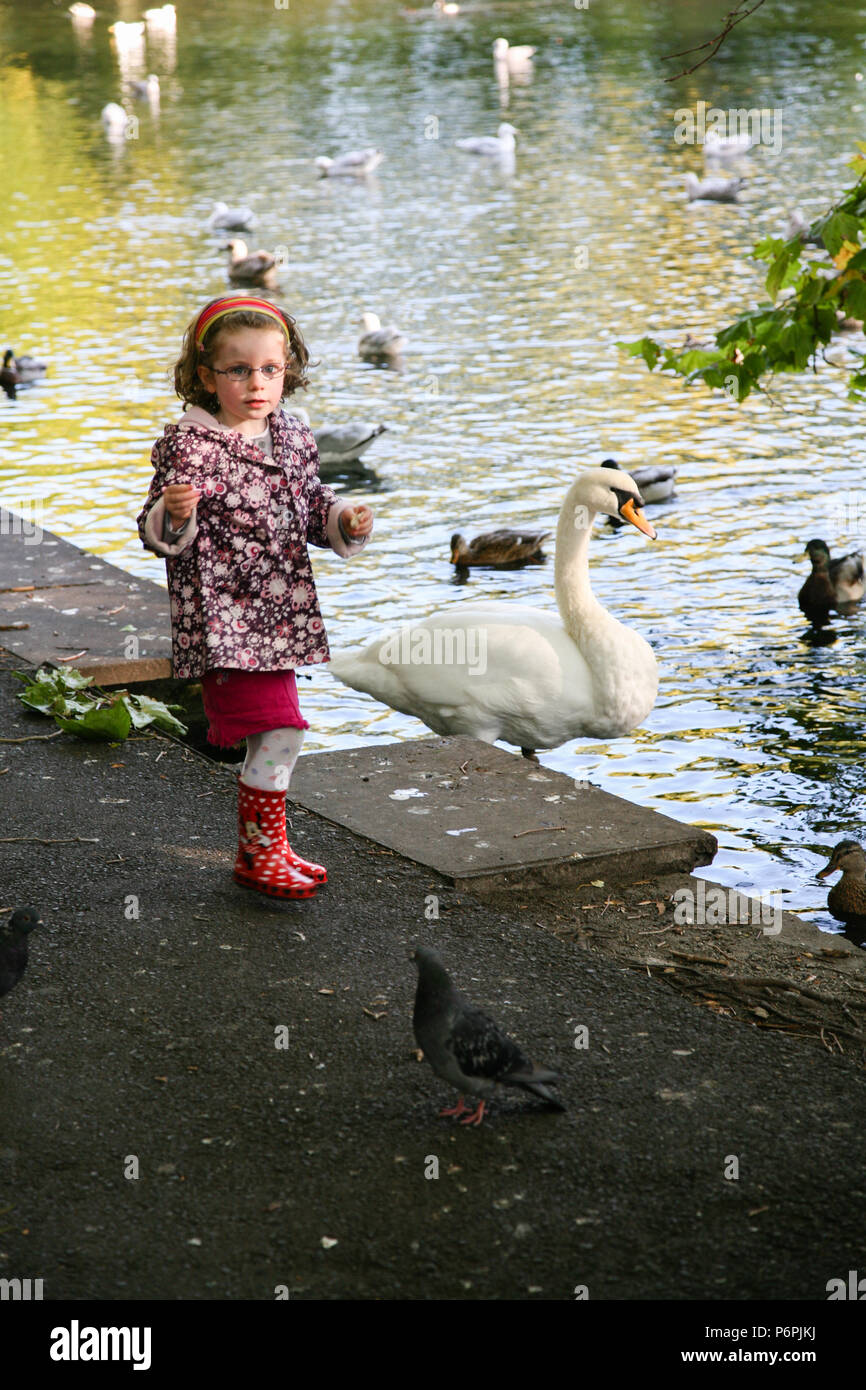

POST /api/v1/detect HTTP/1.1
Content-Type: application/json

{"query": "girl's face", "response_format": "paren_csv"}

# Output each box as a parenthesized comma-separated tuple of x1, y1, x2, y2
(197, 326, 288, 435)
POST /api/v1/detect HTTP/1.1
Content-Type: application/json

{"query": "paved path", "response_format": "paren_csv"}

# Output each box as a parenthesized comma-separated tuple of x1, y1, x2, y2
(0, 660, 864, 1301)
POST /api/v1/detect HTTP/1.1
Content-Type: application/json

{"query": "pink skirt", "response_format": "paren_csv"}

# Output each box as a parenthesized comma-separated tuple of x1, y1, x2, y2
(200, 668, 309, 748)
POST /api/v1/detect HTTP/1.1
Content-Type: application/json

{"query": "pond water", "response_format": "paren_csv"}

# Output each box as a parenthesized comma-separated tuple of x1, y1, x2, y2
(2, 0, 865, 932)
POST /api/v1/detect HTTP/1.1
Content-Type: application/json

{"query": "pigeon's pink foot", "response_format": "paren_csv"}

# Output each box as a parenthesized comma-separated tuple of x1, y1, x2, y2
(459, 1101, 486, 1127)
(439, 1096, 471, 1119)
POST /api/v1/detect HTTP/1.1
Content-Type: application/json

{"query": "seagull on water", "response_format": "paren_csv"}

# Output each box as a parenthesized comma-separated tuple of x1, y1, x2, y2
(315, 148, 384, 178)
(456, 122, 518, 159)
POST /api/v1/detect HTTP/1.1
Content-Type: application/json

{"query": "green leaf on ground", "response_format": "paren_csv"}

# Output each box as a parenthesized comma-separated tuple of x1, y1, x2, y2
(56, 701, 133, 742)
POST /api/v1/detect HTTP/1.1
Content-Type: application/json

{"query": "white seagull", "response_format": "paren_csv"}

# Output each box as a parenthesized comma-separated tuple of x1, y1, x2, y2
(223, 239, 279, 289)
(703, 129, 752, 160)
(358, 312, 406, 362)
(291, 407, 387, 466)
(686, 173, 743, 203)
(109, 21, 145, 42)
(456, 122, 518, 159)
(207, 201, 258, 231)
(144, 4, 177, 29)
(315, 148, 384, 178)
(493, 37, 536, 74)
(100, 102, 129, 136)
(131, 74, 160, 104)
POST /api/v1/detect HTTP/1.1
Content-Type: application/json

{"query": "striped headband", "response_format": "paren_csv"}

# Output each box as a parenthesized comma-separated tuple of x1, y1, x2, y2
(194, 296, 289, 348)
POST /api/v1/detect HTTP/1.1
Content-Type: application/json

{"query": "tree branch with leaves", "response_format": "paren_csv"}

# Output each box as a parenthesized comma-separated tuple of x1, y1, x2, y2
(620, 149, 866, 403)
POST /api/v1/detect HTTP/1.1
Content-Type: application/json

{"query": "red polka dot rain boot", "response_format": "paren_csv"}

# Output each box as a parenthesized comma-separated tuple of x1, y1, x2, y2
(284, 838, 328, 885)
(233, 779, 318, 900)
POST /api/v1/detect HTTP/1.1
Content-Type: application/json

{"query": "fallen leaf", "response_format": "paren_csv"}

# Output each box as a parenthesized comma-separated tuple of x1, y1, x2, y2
(318, 987, 335, 995)
(320, 1236, 338, 1250)
(362, 1007, 387, 1020)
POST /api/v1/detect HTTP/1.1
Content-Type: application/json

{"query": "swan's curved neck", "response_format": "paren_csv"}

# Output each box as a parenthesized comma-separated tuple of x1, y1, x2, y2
(553, 492, 606, 634)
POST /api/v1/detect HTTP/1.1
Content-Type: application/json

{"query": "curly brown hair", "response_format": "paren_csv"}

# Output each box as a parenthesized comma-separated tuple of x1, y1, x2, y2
(174, 297, 311, 411)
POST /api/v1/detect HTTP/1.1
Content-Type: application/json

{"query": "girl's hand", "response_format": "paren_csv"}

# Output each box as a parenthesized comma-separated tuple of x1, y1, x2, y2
(163, 484, 201, 529)
(341, 504, 373, 538)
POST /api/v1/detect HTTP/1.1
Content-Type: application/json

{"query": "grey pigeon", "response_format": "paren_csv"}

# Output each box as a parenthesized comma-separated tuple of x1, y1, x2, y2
(412, 946, 564, 1125)
(0, 908, 41, 999)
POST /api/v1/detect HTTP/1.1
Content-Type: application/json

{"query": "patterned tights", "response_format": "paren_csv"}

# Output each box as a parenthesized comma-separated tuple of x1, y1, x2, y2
(241, 727, 306, 791)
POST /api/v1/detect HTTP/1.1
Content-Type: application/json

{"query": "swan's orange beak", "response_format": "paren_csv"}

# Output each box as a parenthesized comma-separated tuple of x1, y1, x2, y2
(620, 497, 657, 539)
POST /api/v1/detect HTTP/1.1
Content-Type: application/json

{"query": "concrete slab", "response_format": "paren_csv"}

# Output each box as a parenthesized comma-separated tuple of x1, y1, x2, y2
(0, 508, 171, 683)
(289, 735, 718, 891)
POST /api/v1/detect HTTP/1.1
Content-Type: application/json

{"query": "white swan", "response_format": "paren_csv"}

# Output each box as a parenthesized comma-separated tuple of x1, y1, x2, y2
(330, 468, 659, 755)
(69, 4, 95, 21)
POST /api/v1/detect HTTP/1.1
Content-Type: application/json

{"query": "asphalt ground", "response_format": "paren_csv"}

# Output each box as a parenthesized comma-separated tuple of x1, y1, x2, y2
(1, 657, 865, 1314)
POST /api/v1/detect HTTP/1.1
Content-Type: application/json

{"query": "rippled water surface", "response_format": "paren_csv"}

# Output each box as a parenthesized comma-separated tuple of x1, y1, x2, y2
(2, 0, 865, 930)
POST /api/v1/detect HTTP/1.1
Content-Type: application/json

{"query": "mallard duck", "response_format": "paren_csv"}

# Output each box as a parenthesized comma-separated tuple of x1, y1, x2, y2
(798, 538, 865, 628)
(1, 361, 17, 400)
(686, 173, 743, 203)
(456, 123, 518, 159)
(601, 458, 676, 504)
(493, 38, 536, 74)
(330, 467, 658, 758)
(223, 239, 279, 288)
(315, 148, 384, 178)
(450, 528, 551, 569)
(207, 201, 257, 231)
(4, 350, 47, 385)
(817, 840, 866, 927)
(358, 312, 406, 361)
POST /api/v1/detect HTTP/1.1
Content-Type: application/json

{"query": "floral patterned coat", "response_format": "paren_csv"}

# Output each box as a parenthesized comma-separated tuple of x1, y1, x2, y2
(137, 406, 368, 679)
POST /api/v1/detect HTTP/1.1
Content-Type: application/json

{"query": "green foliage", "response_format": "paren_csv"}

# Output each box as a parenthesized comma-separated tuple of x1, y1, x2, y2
(14, 666, 187, 742)
(621, 157, 866, 402)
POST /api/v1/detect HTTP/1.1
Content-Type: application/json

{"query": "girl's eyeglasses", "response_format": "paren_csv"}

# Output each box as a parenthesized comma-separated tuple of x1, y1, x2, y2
(210, 364, 288, 381)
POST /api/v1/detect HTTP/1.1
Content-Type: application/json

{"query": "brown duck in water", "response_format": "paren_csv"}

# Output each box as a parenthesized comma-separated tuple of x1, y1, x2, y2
(817, 840, 866, 928)
(450, 528, 552, 569)
(798, 538, 865, 628)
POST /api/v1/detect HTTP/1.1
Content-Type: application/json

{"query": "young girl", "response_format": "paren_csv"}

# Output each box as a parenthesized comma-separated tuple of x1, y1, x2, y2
(137, 294, 373, 900)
